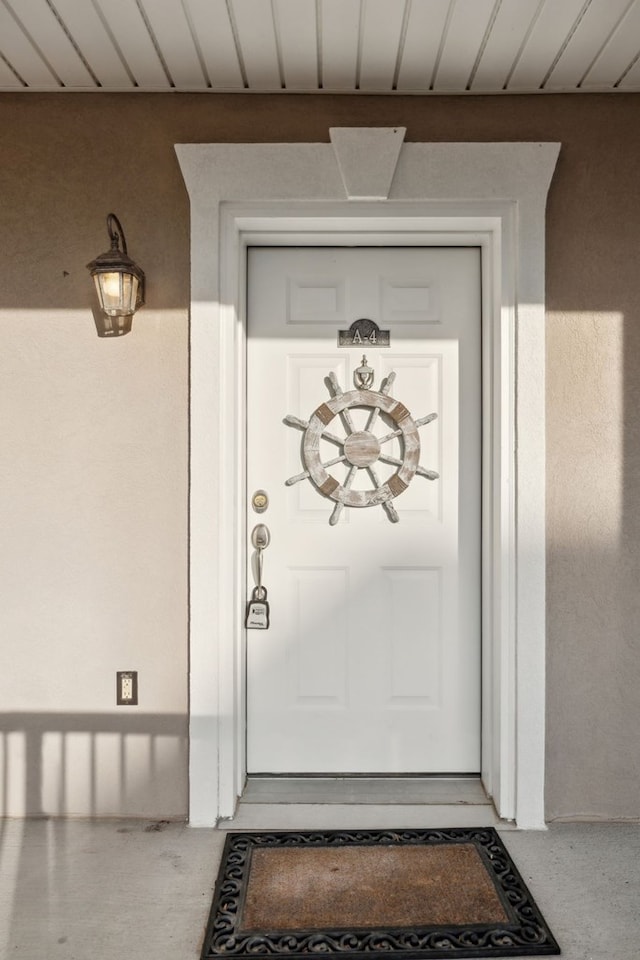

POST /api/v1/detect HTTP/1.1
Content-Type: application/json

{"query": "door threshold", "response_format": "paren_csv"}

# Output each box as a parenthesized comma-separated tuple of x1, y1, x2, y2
(218, 775, 513, 830)
(242, 775, 489, 806)
(223, 777, 507, 831)
(227, 780, 504, 832)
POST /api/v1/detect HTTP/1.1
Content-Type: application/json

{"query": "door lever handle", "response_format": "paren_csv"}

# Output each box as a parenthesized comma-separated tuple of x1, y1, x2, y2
(250, 524, 271, 602)
(247, 524, 271, 630)
(251, 524, 271, 551)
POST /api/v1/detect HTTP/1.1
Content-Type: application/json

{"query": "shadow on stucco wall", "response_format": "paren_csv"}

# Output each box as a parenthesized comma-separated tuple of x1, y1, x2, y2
(1, 92, 639, 821)
(543, 104, 640, 820)
(0, 712, 187, 818)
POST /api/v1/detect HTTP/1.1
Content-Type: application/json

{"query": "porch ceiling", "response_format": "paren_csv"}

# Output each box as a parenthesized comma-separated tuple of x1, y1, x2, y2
(0, 0, 638, 96)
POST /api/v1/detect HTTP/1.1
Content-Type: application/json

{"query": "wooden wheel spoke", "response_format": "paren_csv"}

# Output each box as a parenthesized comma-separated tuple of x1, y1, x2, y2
(365, 405, 381, 432)
(329, 465, 358, 526)
(328, 371, 356, 434)
(286, 453, 348, 487)
(377, 412, 437, 446)
(366, 464, 399, 523)
(283, 413, 309, 431)
(341, 409, 356, 434)
(285, 468, 310, 486)
(284, 414, 343, 446)
(320, 429, 346, 446)
(323, 453, 348, 469)
(363, 372, 393, 434)
(378, 453, 439, 481)
(381, 371, 396, 395)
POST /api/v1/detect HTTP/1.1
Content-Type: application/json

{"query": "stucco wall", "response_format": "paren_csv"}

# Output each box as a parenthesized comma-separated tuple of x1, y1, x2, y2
(0, 93, 638, 821)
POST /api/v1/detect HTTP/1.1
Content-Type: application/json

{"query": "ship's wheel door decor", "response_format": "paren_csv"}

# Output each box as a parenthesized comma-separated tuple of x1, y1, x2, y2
(246, 246, 482, 776)
(285, 358, 439, 524)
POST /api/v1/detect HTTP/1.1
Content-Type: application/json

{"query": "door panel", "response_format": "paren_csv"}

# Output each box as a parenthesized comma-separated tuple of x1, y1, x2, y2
(246, 247, 481, 774)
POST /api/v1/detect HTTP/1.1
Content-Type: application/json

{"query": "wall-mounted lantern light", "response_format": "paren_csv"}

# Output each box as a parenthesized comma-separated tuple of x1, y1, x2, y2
(87, 213, 145, 337)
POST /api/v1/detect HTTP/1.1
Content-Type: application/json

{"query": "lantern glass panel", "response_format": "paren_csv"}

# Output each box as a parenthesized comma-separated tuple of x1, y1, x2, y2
(95, 272, 139, 317)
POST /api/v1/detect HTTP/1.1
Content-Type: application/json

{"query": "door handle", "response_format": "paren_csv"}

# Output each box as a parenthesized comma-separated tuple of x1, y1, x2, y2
(247, 524, 271, 630)
(251, 524, 271, 551)
(250, 524, 271, 600)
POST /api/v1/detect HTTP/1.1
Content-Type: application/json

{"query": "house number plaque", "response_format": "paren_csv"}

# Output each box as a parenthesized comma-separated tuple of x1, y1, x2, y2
(338, 318, 390, 347)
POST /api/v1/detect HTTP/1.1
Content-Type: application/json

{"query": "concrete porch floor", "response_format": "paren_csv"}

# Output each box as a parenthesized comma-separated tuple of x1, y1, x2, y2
(1, 817, 638, 959)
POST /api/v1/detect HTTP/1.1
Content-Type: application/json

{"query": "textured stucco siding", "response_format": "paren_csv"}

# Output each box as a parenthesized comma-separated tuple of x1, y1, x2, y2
(0, 93, 638, 821)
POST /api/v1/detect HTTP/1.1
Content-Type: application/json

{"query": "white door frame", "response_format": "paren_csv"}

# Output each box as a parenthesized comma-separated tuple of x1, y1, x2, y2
(176, 130, 560, 829)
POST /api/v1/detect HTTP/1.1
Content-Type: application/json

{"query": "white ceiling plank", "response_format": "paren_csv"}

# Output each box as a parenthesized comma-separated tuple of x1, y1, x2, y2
(93, 0, 168, 87)
(545, 0, 632, 90)
(618, 52, 640, 88)
(231, 0, 281, 90)
(320, 0, 360, 90)
(508, 0, 587, 90)
(0, 55, 22, 87)
(0, 4, 58, 86)
(577, 0, 640, 88)
(433, 0, 495, 91)
(359, 0, 406, 91)
(51, 0, 133, 89)
(0, 0, 638, 95)
(4, 0, 94, 86)
(274, 0, 318, 90)
(182, 0, 244, 88)
(396, 0, 450, 92)
(471, 0, 542, 91)
(140, 0, 207, 88)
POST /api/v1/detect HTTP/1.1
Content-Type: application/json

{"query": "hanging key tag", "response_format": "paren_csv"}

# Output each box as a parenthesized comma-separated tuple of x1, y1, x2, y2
(246, 586, 270, 630)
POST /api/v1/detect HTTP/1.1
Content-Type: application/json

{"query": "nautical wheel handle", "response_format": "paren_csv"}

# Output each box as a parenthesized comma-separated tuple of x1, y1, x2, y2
(285, 361, 439, 525)
(304, 389, 420, 507)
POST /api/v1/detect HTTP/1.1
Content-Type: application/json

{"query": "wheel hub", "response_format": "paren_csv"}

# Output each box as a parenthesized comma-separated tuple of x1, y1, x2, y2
(343, 430, 381, 468)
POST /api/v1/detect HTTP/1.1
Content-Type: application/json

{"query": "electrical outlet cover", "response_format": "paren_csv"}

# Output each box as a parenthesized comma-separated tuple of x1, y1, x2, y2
(117, 670, 138, 705)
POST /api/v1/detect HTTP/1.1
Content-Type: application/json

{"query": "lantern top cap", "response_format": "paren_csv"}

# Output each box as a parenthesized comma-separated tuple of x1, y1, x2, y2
(86, 213, 145, 285)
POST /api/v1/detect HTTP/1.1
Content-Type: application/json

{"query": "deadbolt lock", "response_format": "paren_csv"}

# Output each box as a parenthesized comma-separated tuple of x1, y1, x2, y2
(251, 489, 269, 514)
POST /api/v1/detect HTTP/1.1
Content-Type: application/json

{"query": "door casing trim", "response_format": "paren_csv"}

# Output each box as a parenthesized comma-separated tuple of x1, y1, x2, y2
(175, 135, 560, 829)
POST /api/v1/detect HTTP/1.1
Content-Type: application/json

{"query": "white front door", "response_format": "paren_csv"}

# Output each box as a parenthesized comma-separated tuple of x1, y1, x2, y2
(246, 246, 481, 774)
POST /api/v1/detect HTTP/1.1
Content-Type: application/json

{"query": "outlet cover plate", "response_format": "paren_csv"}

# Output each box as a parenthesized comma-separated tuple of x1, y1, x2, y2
(117, 671, 138, 705)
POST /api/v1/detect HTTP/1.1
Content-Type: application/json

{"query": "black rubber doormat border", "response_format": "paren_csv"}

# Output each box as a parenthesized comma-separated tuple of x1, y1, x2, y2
(200, 827, 560, 959)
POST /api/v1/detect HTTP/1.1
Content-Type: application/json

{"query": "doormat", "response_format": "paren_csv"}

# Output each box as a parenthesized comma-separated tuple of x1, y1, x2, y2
(201, 827, 560, 959)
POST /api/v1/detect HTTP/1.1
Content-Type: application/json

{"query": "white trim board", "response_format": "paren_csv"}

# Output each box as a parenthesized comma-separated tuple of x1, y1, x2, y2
(175, 130, 560, 830)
